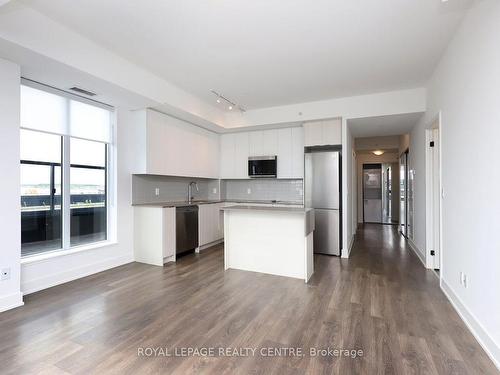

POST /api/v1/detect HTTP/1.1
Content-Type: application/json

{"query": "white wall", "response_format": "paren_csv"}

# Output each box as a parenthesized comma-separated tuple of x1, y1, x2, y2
(342, 122, 355, 257)
(0, 58, 23, 312)
(412, 0, 500, 367)
(21, 108, 136, 294)
(408, 121, 426, 260)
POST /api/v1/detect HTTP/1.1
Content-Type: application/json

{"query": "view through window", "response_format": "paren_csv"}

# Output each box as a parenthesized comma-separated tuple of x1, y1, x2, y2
(20, 83, 112, 257)
(70, 138, 107, 246)
(20, 130, 62, 255)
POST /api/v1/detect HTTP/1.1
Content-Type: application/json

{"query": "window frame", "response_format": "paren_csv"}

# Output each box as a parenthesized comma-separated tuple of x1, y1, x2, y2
(20, 80, 115, 259)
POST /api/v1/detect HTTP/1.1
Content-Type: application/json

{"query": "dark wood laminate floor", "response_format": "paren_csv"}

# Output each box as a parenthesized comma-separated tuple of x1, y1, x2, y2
(1, 224, 497, 374)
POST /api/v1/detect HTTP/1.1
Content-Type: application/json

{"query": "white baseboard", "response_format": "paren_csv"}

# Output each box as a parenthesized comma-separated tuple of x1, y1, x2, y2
(441, 280, 500, 371)
(407, 238, 426, 267)
(21, 254, 134, 295)
(0, 291, 24, 313)
(196, 239, 224, 253)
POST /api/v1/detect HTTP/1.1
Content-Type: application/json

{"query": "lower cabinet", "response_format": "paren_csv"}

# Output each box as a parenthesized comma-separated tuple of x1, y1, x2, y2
(198, 203, 225, 248)
(134, 206, 176, 266)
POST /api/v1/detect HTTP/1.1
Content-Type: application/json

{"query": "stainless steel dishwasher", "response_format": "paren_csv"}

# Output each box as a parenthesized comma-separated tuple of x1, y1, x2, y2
(176, 205, 199, 255)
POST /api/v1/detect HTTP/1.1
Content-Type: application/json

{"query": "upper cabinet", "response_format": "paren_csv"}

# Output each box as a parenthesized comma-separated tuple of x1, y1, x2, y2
(220, 127, 304, 179)
(303, 118, 342, 147)
(134, 109, 305, 180)
(135, 109, 220, 178)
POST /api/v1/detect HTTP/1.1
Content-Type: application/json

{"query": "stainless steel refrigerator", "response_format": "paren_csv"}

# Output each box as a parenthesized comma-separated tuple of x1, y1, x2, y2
(305, 148, 341, 256)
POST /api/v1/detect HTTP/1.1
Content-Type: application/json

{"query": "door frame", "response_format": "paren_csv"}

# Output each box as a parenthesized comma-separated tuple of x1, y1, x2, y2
(425, 112, 443, 271)
(399, 150, 409, 237)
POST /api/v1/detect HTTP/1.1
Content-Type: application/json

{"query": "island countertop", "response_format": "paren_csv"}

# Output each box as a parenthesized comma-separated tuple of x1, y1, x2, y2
(221, 205, 311, 213)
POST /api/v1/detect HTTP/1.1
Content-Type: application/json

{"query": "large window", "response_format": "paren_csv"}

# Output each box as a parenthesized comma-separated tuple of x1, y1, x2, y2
(70, 138, 107, 246)
(20, 130, 63, 255)
(20, 83, 113, 257)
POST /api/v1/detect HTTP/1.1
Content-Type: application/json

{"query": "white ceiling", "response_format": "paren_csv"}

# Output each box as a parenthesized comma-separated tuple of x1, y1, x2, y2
(20, 0, 471, 110)
(348, 112, 423, 138)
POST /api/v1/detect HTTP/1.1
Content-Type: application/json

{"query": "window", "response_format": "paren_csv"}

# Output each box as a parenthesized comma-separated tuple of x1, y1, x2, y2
(70, 138, 107, 246)
(20, 83, 113, 257)
(20, 130, 63, 256)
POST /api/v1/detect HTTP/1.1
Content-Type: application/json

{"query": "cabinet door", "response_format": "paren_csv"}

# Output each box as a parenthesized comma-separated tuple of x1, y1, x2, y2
(262, 129, 279, 156)
(162, 207, 176, 258)
(217, 203, 225, 240)
(220, 134, 235, 178)
(198, 205, 209, 246)
(146, 119, 166, 175)
(234, 132, 249, 179)
(303, 121, 323, 147)
(277, 128, 292, 178)
(249, 131, 264, 156)
(323, 119, 342, 145)
(291, 127, 304, 178)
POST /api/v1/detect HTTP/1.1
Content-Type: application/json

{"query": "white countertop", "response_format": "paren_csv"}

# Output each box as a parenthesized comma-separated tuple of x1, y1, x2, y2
(221, 205, 312, 213)
(132, 200, 304, 208)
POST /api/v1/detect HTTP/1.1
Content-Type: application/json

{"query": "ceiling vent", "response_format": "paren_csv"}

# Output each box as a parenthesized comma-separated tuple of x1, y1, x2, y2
(69, 86, 97, 97)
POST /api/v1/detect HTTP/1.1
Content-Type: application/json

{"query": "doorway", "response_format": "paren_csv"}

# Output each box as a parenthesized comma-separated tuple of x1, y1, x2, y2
(363, 164, 382, 223)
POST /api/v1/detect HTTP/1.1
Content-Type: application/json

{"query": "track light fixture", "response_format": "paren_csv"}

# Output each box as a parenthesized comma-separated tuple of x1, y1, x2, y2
(210, 89, 245, 112)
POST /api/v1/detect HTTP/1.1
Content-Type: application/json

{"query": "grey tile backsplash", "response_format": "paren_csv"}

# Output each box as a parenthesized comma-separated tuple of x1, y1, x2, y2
(132, 175, 304, 204)
(132, 175, 220, 204)
(222, 179, 303, 203)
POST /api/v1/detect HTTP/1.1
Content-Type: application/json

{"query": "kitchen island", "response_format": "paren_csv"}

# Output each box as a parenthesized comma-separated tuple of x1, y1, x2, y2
(221, 205, 315, 282)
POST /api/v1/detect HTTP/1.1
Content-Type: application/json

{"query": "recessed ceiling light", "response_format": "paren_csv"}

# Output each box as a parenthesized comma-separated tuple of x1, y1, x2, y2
(373, 150, 385, 156)
(228, 106, 233, 110)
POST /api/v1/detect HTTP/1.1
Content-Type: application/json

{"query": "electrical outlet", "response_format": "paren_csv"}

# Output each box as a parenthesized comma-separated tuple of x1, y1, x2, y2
(212, 188, 217, 194)
(1, 268, 10, 281)
(247, 188, 252, 194)
(155, 188, 160, 196)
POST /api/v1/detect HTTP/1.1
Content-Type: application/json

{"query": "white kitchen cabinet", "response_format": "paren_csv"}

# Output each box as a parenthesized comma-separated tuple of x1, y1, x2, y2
(323, 119, 342, 145)
(233, 132, 249, 179)
(220, 126, 303, 179)
(277, 128, 292, 178)
(135, 109, 220, 178)
(134, 206, 175, 266)
(249, 131, 264, 156)
(277, 127, 304, 179)
(198, 203, 225, 249)
(220, 133, 235, 179)
(291, 127, 304, 178)
(303, 118, 342, 147)
(262, 129, 279, 156)
(304, 121, 323, 147)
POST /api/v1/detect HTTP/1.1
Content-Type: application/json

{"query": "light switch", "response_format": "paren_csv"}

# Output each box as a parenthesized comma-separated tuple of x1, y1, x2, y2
(155, 188, 160, 196)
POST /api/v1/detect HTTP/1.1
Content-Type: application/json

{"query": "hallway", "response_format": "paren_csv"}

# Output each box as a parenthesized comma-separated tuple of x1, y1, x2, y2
(0, 225, 497, 374)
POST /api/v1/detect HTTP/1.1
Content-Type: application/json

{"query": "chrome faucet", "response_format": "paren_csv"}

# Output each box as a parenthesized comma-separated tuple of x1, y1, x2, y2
(187, 181, 199, 204)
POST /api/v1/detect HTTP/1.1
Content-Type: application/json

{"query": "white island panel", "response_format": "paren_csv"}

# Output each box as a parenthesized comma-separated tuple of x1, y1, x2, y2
(223, 206, 314, 282)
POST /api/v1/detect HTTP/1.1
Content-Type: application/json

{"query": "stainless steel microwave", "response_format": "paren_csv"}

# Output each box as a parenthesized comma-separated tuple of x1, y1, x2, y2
(248, 156, 277, 178)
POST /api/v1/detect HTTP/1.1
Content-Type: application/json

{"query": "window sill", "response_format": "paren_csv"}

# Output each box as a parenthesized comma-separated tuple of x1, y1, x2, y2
(21, 240, 118, 265)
